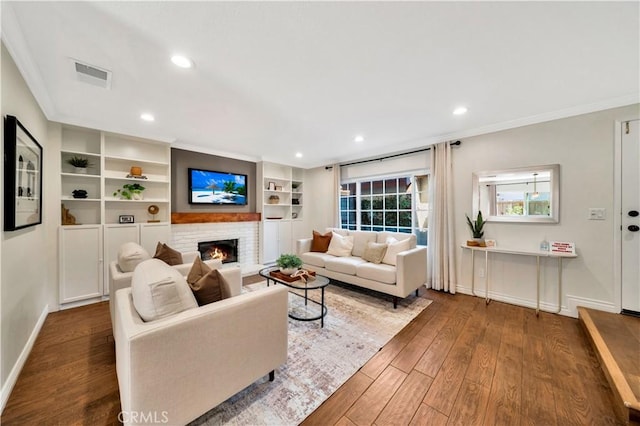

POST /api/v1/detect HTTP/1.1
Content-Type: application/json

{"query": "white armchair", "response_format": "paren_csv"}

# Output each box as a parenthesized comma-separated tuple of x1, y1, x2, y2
(114, 279, 288, 425)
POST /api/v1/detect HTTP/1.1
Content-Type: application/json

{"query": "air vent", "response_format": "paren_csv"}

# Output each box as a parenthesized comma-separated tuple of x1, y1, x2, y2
(71, 59, 112, 89)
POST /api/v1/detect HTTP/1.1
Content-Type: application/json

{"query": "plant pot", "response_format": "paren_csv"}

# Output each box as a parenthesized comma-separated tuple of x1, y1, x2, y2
(74, 167, 87, 174)
(279, 267, 298, 275)
(131, 191, 143, 200)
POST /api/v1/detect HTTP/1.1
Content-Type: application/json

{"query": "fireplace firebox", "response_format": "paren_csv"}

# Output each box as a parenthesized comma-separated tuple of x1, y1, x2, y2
(198, 239, 238, 264)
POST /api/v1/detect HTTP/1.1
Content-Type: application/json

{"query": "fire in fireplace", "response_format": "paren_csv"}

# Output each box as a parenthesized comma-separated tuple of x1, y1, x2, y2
(197, 239, 238, 264)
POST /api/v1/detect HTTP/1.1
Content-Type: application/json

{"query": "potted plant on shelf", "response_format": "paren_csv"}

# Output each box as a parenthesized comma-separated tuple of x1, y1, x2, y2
(113, 183, 146, 200)
(276, 253, 303, 275)
(465, 211, 486, 246)
(66, 156, 93, 174)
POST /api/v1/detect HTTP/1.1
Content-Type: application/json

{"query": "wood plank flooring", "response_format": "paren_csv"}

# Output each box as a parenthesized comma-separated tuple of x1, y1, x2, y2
(2, 285, 622, 425)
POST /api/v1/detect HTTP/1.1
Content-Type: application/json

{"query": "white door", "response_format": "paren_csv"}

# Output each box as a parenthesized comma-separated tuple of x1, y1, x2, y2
(262, 221, 279, 264)
(59, 225, 103, 304)
(622, 119, 640, 313)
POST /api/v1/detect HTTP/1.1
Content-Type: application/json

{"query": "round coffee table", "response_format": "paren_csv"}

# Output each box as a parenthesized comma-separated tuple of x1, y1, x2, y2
(259, 266, 329, 327)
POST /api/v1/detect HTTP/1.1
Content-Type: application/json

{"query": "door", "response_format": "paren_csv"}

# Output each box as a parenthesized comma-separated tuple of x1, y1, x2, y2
(622, 119, 640, 313)
(59, 225, 103, 304)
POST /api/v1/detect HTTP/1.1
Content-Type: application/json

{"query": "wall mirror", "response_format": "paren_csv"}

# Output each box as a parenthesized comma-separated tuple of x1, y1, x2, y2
(472, 164, 560, 223)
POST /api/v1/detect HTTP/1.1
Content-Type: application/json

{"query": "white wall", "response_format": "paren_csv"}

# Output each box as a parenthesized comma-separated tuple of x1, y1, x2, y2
(453, 104, 639, 316)
(1, 42, 56, 410)
(308, 104, 640, 317)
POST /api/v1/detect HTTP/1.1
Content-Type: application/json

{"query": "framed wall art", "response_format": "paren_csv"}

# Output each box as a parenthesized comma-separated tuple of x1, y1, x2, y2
(4, 115, 43, 231)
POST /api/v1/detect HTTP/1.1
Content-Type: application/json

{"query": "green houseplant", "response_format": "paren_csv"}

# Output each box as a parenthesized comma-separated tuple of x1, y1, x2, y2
(465, 210, 485, 242)
(276, 253, 303, 275)
(66, 156, 93, 173)
(113, 183, 146, 200)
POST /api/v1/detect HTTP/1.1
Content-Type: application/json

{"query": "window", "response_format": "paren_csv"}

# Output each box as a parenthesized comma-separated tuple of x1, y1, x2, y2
(340, 174, 429, 243)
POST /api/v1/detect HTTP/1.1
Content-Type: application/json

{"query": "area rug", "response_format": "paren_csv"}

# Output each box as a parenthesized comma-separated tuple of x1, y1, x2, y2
(189, 281, 432, 426)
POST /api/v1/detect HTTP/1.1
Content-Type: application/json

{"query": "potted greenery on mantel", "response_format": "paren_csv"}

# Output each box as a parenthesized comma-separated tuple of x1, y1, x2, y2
(465, 211, 486, 246)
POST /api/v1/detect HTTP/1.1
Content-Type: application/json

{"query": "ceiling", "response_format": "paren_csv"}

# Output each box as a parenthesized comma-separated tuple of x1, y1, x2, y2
(3, 1, 639, 168)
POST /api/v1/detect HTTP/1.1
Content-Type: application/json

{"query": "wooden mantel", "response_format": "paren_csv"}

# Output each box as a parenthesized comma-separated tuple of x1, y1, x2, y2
(171, 212, 261, 224)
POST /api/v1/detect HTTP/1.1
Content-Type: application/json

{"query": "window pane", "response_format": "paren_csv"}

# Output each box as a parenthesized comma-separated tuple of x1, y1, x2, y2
(361, 197, 371, 210)
(398, 228, 411, 234)
(385, 195, 398, 209)
(348, 196, 356, 210)
(361, 181, 371, 195)
(399, 194, 412, 209)
(348, 225, 356, 230)
(341, 211, 348, 223)
(372, 211, 383, 225)
(361, 225, 372, 231)
(398, 177, 410, 193)
(385, 227, 398, 232)
(373, 226, 384, 232)
(372, 196, 383, 209)
(361, 211, 371, 225)
(347, 182, 356, 194)
(385, 211, 397, 226)
(385, 179, 397, 193)
(348, 211, 356, 224)
(340, 197, 348, 210)
(399, 211, 412, 227)
(372, 180, 384, 194)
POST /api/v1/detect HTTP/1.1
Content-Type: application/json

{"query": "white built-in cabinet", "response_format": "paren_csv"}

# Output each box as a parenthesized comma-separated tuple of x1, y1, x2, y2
(59, 125, 171, 307)
(257, 162, 305, 264)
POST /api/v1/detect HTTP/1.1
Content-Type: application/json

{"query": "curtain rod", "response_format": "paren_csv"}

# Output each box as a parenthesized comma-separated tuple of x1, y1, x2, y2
(336, 140, 461, 168)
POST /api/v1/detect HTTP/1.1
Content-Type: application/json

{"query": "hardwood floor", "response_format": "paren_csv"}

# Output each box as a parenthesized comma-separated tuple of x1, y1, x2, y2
(2, 286, 621, 425)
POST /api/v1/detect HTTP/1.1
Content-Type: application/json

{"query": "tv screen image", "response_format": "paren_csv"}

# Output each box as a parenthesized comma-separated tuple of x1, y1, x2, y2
(188, 168, 247, 205)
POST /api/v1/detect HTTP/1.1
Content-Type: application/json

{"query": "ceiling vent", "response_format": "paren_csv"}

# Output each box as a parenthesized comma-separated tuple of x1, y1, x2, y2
(71, 59, 112, 89)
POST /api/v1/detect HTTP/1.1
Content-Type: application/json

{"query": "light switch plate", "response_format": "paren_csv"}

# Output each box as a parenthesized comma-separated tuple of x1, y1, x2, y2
(588, 208, 606, 220)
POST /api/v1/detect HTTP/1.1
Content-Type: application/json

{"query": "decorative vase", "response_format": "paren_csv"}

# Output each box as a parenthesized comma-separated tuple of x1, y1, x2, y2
(268, 195, 280, 204)
(279, 267, 298, 275)
(131, 191, 143, 200)
(130, 166, 142, 176)
(74, 167, 87, 174)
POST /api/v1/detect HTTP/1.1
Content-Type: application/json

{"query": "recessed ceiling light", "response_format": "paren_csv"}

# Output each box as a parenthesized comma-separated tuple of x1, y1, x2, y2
(453, 106, 468, 115)
(171, 55, 194, 69)
(354, 135, 364, 143)
(295, 152, 303, 158)
(140, 113, 155, 122)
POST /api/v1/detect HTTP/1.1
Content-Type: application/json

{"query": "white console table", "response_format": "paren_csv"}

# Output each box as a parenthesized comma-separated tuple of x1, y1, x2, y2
(460, 244, 577, 316)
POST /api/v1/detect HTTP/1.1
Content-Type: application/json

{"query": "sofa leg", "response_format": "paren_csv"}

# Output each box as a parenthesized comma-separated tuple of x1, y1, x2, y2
(415, 289, 419, 297)
(393, 296, 398, 309)
(269, 370, 275, 382)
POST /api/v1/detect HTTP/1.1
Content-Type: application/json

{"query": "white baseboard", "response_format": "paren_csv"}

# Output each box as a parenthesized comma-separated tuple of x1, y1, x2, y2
(456, 285, 577, 317)
(566, 294, 618, 316)
(0, 304, 49, 414)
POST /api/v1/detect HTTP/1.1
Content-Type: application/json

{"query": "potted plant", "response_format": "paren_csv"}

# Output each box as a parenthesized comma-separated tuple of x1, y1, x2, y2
(276, 253, 303, 275)
(465, 211, 486, 246)
(66, 156, 93, 173)
(113, 183, 146, 200)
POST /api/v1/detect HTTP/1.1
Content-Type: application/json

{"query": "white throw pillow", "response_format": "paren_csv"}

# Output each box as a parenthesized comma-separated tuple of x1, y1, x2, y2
(326, 232, 355, 257)
(131, 259, 198, 322)
(117, 242, 151, 272)
(382, 237, 412, 266)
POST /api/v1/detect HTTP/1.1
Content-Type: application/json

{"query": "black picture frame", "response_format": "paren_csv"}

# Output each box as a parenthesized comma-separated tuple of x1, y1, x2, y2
(4, 115, 43, 231)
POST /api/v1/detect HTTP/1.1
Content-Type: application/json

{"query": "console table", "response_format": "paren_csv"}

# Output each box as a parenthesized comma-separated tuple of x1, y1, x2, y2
(460, 244, 577, 316)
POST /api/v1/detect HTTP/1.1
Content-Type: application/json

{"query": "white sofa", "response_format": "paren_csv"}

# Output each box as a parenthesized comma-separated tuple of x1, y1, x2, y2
(113, 268, 289, 425)
(109, 249, 222, 326)
(297, 228, 427, 308)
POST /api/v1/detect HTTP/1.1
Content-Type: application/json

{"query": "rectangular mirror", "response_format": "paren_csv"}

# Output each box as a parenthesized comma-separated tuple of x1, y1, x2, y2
(472, 164, 560, 223)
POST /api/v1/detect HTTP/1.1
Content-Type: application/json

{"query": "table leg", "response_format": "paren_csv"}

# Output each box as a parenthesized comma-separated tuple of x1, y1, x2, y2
(536, 256, 541, 317)
(485, 250, 490, 305)
(305, 288, 308, 306)
(321, 287, 325, 328)
(471, 249, 477, 296)
(555, 257, 563, 314)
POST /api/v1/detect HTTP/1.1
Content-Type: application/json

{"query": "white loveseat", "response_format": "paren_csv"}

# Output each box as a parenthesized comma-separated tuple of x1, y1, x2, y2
(113, 261, 289, 425)
(296, 228, 427, 308)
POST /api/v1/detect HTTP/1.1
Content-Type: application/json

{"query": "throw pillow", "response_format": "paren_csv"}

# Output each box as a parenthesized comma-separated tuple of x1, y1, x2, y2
(362, 241, 388, 264)
(326, 232, 355, 257)
(117, 242, 151, 273)
(153, 242, 183, 266)
(382, 237, 412, 266)
(310, 230, 332, 252)
(187, 256, 211, 285)
(189, 269, 231, 306)
(131, 259, 198, 322)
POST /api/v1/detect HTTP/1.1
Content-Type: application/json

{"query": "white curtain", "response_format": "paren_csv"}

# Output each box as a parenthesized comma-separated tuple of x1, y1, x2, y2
(427, 141, 456, 293)
(332, 164, 341, 227)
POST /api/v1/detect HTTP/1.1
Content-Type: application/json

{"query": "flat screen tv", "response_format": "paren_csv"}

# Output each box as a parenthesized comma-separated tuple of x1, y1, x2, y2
(188, 168, 247, 205)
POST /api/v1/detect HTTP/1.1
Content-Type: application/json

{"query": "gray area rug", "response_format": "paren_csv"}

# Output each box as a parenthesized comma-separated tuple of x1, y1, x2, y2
(190, 281, 432, 425)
